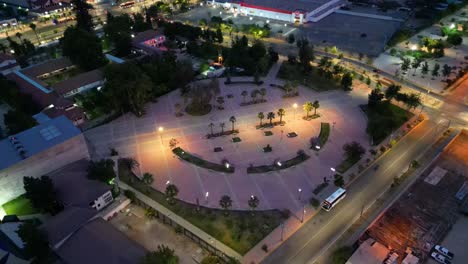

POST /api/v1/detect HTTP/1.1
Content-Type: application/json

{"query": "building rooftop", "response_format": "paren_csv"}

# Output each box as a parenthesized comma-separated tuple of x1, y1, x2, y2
(0, 115, 82, 170)
(346, 238, 391, 264)
(21, 57, 72, 78)
(42, 206, 97, 248)
(56, 218, 146, 264)
(132, 29, 164, 45)
(49, 159, 111, 208)
(51, 69, 103, 96)
(237, 0, 329, 13)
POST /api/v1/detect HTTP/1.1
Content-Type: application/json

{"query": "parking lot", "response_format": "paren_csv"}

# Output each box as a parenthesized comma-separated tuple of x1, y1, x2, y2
(110, 204, 205, 264)
(427, 216, 468, 264)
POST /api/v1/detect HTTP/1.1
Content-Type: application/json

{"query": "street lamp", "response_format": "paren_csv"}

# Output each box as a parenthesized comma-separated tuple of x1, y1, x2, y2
(301, 205, 306, 223)
(330, 167, 336, 172)
(166, 180, 170, 185)
(298, 188, 302, 201)
(205, 191, 209, 203)
(293, 103, 298, 121)
(410, 44, 417, 51)
(158, 126, 164, 145)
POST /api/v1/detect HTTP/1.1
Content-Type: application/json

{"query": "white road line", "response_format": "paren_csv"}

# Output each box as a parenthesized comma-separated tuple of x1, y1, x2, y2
(282, 28, 297, 37)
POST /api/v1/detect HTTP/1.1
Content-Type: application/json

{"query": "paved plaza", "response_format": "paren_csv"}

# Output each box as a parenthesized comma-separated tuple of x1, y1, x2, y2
(85, 67, 371, 213)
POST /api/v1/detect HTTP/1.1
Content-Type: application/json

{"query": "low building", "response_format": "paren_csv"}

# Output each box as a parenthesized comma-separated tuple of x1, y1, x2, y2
(132, 29, 167, 55)
(209, 0, 344, 23)
(346, 238, 395, 264)
(0, 115, 90, 206)
(6, 57, 107, 125)
(0, 0, 72, 16)
(49, 159, 113, 211)
(0, 54, 20, 76)
(43, 207, 146, 264)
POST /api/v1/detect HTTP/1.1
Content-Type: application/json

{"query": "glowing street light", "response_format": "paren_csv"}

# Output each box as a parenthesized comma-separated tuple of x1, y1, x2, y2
(298, 188, 302, 201)
(249, 17, 253, 21)
(158, 126, 164, 145)
(330, 167, 336, 172)
(277, 161, 282, 167)
(205, 191, 209, 202)
(410, 44, 417, 51)
(293, 103, 298, 120)
(450, 23, 455, 29)
(166, 180, 171, 185)
(225, 162, 230, 169)
(315, 145, 321, 150)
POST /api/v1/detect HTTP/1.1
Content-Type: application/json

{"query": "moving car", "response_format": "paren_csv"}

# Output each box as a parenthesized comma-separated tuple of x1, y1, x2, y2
(434, 245, 454, 259)
(431, 252, 451, 264)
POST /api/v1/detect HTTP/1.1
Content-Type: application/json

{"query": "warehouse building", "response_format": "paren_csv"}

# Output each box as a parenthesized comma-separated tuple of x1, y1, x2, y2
(209, 0, 344, 23)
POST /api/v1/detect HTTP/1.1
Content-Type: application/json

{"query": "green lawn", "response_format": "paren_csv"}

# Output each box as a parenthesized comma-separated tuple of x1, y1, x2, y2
(119, 163, 285, 255)
(362, 102, 413, 145)
(277, 63, 341, 91)
(317, 123, 330, 148)
(2, 194, 38, 216)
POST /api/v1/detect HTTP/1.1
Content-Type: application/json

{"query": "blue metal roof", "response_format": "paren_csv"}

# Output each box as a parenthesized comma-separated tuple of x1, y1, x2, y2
(0, 116, 82, 170)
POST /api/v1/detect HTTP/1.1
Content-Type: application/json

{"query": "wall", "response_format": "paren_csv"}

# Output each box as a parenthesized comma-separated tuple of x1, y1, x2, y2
(0, 134, 90, 205)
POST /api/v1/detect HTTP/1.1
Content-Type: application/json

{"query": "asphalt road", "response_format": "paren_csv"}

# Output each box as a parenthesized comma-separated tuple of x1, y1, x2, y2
(262, 119, 448, 264)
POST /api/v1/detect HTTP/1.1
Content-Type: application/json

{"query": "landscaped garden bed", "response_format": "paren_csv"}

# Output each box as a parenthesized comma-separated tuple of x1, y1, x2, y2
(311, 123, 330, 150)
(255, 121, 285, 129)
(232, 137, 242, 143)
(172, 147, 235, 173)
(240, 99, 267, 106)
(118, 164, 286, 255)
(206, 130, 239, 139)
(247, 151, 310, 173)
(302, 114, 320, 121)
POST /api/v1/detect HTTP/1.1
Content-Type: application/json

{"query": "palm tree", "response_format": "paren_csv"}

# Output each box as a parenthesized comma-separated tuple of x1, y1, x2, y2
(421, 61, 429, 78)
(119, 157, 139, 171)
(229, 116, 236, 132)
(209, 122, 214, 135)
(220, 122, 225, 134)
(267, 112, 275, 125)
(165, 184, 179, 205)
(259, 88, 266, 101)
(277, 108, 285, 123)
(248, 195, 259, 215)
(312, 100, 320, 116)
(15, 32, 23, 44)
(385, 84, 401, 103)
(29, 23, 40, 44)
(142, 173, 154, 185)
(303, 101, 313, 118)
(241, 90, 248, 103)
(258, 112, 264, 126)
(219, 195, 232, 215)
(250, 90, 258, 102)
(284, 82, 292, 96)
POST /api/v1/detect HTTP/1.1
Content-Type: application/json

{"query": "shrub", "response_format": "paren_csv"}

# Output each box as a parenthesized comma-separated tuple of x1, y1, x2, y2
(262, 244, 269, 252)
(310, 197, 320, 208)
(124, 190, 136, 201)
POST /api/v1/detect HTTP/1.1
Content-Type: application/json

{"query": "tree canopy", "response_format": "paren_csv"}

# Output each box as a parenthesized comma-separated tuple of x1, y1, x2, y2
(62, 26, 107, 70)
(140, 245, 179, 264)
(71, 0, 94, 32)
(23, 176, 63, 215)
(87, 159, 116, 183)
(16, 221, 52, 264)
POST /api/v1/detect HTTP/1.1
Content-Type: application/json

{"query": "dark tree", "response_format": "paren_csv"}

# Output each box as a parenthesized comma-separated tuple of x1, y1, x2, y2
(219, 195, 233, 215)
(23, 176, 63, 215)
(71, 0, 94, 32)
(87, 159, 116, 183)
(62, 26, 107, 70)
(343, 141, 366, 160)
(340, 72, 353, 91)
(16, 221, 52, 264)
(4, 109, 37, 134)
(287, 33, 295, 44)
(297, 37, 314, 72)
(140, 245, 179, 264)
(384, 84, 401, 103)
(368, 89, 384, 107)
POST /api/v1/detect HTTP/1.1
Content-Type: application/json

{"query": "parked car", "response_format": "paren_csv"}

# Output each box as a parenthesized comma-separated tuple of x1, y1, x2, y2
(431, 252, 451, 264)
(434, 245, 454, 259)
